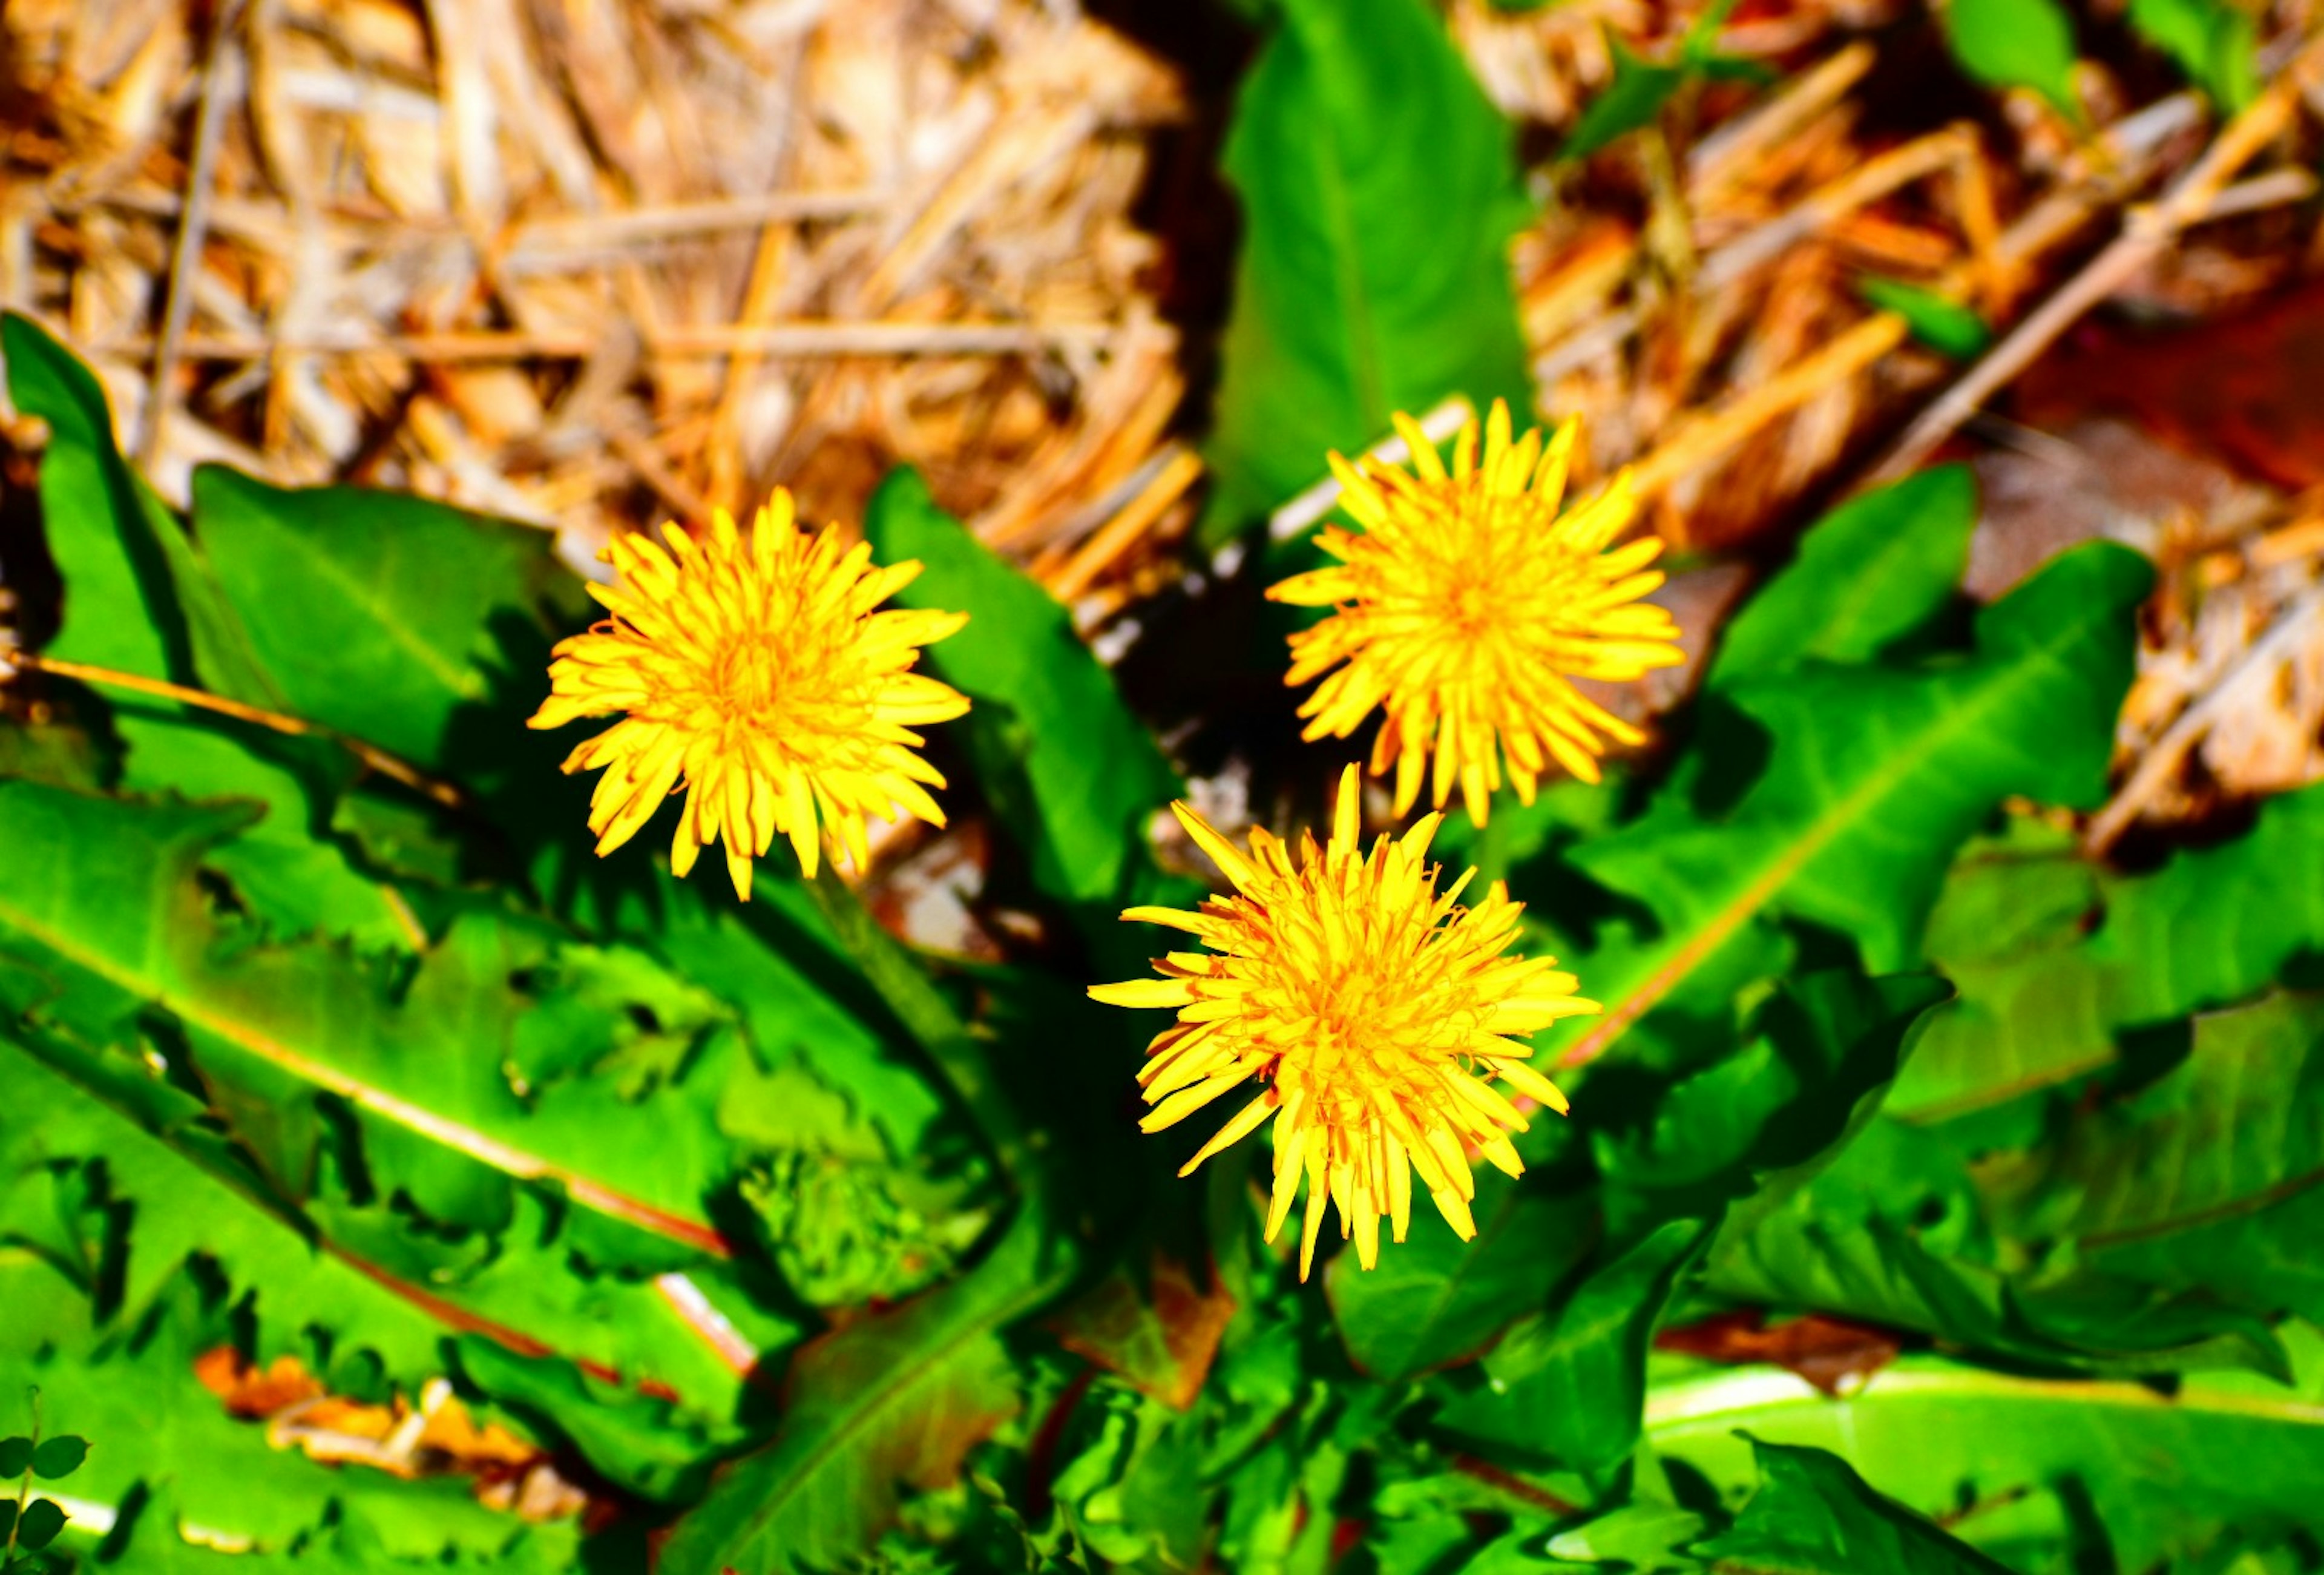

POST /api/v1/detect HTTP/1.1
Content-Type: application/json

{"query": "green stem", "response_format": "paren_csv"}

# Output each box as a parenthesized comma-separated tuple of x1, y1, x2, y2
(801, 864, 1035, 1195)
(5, 1387, 38, 1568)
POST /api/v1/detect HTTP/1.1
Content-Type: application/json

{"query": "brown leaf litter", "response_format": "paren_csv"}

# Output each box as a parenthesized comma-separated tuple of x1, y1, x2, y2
(1, 0, 1192, 600)
(193, 1345, 591, 1521)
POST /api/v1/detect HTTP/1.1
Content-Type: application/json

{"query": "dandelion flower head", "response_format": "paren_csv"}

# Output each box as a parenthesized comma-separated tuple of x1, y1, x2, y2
(1089, 766, 1598, 1280)
(528, 490, 968, 900)
(1270, 400, 1683, 824)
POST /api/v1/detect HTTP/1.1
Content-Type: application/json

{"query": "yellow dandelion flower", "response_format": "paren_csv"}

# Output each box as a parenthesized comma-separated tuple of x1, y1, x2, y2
(1089, 766, 1598, 1280)
(528, 489, 969, 901)
(1269, 399, 1684, 824)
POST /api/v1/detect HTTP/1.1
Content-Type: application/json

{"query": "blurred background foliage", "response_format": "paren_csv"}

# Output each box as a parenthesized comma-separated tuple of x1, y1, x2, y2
(5, 0, 2324, 1571)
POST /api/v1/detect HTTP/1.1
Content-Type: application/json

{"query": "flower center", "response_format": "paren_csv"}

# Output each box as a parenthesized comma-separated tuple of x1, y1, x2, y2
(706, 631, 800, 726)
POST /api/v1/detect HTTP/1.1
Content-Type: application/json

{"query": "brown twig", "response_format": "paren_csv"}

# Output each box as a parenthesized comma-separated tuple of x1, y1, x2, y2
(140, 0, 250, 477)
(2084, 587, 2324, 855)
(102, 320, 1117, 364)
(1048, 447, 1201, 600)
(1862, 32, 2324, 487)
(1, 649, 467, 808)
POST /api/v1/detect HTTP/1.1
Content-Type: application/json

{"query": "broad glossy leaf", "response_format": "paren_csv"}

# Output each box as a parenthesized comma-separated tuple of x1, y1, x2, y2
(1649, 1324, 2324, 1573)
(1598, 971, 1953, 1216)
(1549, 544, 2147, 1069)
(1326, 1169, 1596, 1383)
(1707, 467, 1977, 688)
(862, 469, 1184, 930)
(4, 311, 200, 685)
(1201, 0, 1532, 541)
(1437, 1215, 1715, 1470)
(191, 465, 560, 771)
(1694, 1437, 2012, 1574)
(659, 1211, 1069, 1575)
(1892, 784, 2324, 1122)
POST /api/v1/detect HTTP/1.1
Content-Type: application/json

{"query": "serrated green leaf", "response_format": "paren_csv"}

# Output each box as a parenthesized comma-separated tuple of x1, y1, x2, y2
(0, 780, 790, 1409)
(0, 782, 728, 1255)
(658, 1211, 1069, 1575)
(1546, 544, 2147, 1071)
(862, 469, 1185, 938)
(1993, 991, 2324, 1325)
(1707, 1111, 2287, 1377)
(2130, 0, 2259, 110)
(190, 465, 561, 771)
(1694, 1437, 2014, 1573)
(4, 314, 424, 952)
(1893, 783, 2324, 1122)
(10, 1272, 577, 1567)
(1856, 276, 1992, 360)
(1650, 1323, 2324, 1573)
(1941, 0, 2081, 121)
(1709, 467, 1978, 687)
(1201, 0, 1532, 541)
(451, 1336, 738, 1502)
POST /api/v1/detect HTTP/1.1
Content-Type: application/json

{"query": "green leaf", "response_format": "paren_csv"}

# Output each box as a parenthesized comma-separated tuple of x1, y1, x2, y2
(1437, 1214, 1715, 1470)
(1650, 1324, 2324, 1573)
(658, 1211, 1069, 1575)
(28, 1437, 85, 1480)
(1201, 0, 1532, 541)
(1, 314, 280, 710)
(0, 780, 786, 1406)
(2129, 0, 2259, 110)
(1709, 468, 1978, 688)
(451, 1337, 737, 1502)
(1892, 783, 2324, 1122)
(1598, 971, 1955, 1213)
(1325, 1170, 1596, 1383)
(4, 315, 427, 952)
(1993, 992, 2324, 1326)
(11, 1496, 66, 1553)
(1940, 0, 2081, 122)
(3, 312, 195, 684)
(861, 469, 1183, 932)
(1694, 1437, 2014, 1574)
(1548, 543, 2148, 1070)
(1563, 41, 1685, 160)
(1707, 1111, 2286, 1376)
(190, 465, 561, 771)
(0, 1437, 29, 1477)
(1547, 1502, 1707, 1568)
(1855, 277, 1992, 360)
(7, 1269, 579, 1567)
